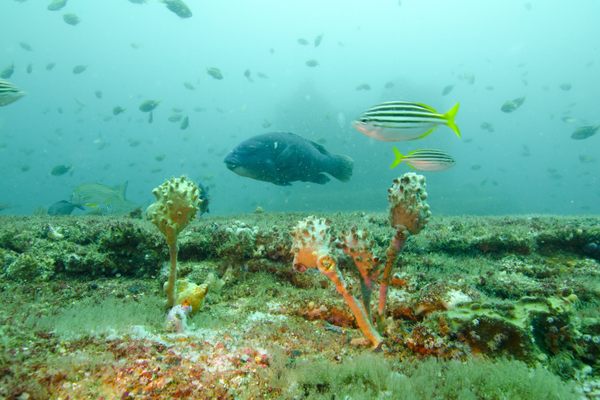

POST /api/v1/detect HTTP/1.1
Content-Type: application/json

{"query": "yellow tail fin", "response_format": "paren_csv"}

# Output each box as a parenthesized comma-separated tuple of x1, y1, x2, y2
(444, 102, 461, 138)
(389, 146, 405, 169)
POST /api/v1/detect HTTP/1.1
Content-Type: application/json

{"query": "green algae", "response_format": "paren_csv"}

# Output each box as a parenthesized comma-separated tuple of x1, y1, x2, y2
(272, 353, 578, 400)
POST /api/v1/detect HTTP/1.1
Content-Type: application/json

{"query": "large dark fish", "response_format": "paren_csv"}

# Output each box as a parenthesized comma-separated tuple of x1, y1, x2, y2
(48, 200, 84, 216)
(224, 132, 353, 186)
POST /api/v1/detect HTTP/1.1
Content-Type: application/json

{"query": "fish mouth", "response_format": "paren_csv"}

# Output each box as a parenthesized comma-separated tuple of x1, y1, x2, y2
(224, 157, 239, 171)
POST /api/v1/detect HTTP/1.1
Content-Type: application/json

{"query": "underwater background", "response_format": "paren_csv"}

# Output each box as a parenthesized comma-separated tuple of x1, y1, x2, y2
(1, 0, 599, 215)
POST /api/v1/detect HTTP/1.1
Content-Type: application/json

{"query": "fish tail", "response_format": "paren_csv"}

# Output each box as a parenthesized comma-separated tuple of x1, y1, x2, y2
(444, 102, 461, 138)
(329, 155, 354, 182)
(389, 146, 405, 169)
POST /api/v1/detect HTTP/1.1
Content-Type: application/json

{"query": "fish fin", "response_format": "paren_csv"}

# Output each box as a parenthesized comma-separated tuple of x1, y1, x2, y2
(114, 182, 128, 200)
(310, 173, 331, 184)
(309, 140, 330, 156)
(416, 127, 437, 140)
(389, 146, 405, 169)
(414, 102, 437, 113)
(444, 102, 461, 138)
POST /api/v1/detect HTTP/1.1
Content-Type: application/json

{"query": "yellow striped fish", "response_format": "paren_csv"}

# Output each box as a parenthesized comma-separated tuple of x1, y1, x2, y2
(0, 79, 25, 107)
(353, 101, 461, 141)
(390, 147, 455, 171)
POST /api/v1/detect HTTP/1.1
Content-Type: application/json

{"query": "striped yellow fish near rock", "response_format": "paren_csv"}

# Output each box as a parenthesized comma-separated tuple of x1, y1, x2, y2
(353, 101, 461, 141)
(390, 147, 455, 171)
(0, 79, 25, 107)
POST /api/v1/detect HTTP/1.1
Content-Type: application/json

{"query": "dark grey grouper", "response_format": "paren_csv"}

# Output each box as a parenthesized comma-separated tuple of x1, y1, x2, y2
(224, 132, 353, 186)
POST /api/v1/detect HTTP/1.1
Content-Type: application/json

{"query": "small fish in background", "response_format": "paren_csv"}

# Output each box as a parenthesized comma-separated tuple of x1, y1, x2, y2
(1, 64, 15, 79)
(130, 42, 142, 49)
(71, 182, 137, 215)
(356, 83, 371, 91)
(559, 83, 572, 91)
(180, 116, 189, 130)
(244, 69, 253, 82)
(257, 72, 268, 79)
(161, 0, 192, 18)
(441, 84, 454, 96)
(46, 62, 56, 71)
(26, 63, 33, 74)
(262, 119, 272, 128)
(458, 72, 475, 85)
(94, 90, 103, 99)
(47, 0, 68, 11)
(547, 168, 562, 180)
(112, 106, 125, 115)
(571, 125, 599, 140)
(63, 13, 80, 26)
(561, 115, 578, 124)
(50, 164, 71, 176)
(207, 67, 223, 80)
(384, 81, 394, 89)
(353, 101, 461, 141)
(139, 99, 159, 112)
(501, 96, 525, 113)
(197, 182, 210, 214)
(224, 132, 354, 186)
(305, 59, 319, 67)
(19, 42, 33, 51)
(139, 100, 158, 123)
(579, 154, 596, 164)
(72, 65, 87, 74)
(521, 145, 531, 157)
(480, 122, 495, 132)
(0, 204, 10, 213)
(128, 0, 146, 3)
(155, 154, 166, 162)
(297, 38, 309, 45)
(390, 147, 455, 171)
(314, 33, 324, 47)
(168, 114, 183, 122)
(183, 81, 195, 90)
(0, 79, 26, 107)
(48, 200, 84, 216)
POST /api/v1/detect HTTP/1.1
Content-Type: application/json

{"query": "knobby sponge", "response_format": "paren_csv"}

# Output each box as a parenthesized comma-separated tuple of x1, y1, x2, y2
(147, 176, 202, 246)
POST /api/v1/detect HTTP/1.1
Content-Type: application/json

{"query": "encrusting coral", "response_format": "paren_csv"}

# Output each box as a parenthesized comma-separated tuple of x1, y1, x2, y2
(146, 176, 202, 308)
(290, 172, 430, 349)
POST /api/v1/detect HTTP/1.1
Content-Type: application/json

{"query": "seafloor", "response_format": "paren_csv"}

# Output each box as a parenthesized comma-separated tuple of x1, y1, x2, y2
(0, 212, 598, 399)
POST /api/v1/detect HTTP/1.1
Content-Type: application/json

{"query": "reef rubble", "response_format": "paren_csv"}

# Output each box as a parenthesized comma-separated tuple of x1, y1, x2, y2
(0, 212, 598, 399)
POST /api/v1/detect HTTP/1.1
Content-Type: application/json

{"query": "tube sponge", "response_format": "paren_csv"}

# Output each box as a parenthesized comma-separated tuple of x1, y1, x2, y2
(147, 176, 202, 245)
(387, 172, 431, 234)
